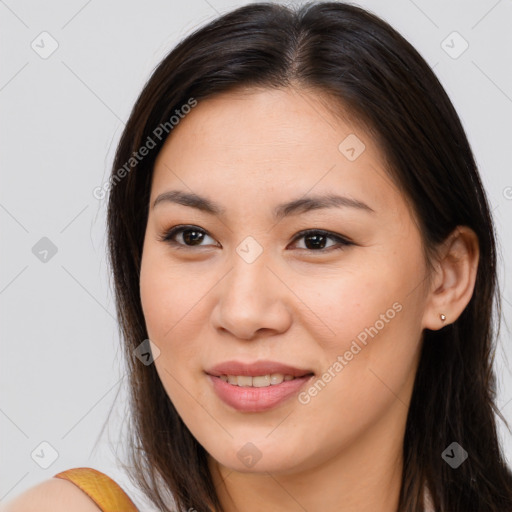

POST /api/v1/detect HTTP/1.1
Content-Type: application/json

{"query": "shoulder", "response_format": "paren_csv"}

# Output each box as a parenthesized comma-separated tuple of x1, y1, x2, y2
(0, 477, 102, 512)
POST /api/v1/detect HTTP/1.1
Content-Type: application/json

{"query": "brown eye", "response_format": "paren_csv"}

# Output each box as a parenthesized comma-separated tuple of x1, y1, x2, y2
(159, 225, 218, 248)
(289, 229, 352, 252)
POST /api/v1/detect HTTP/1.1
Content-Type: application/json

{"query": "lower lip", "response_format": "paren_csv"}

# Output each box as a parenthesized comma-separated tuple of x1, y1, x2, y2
(207, 374, 314, 412)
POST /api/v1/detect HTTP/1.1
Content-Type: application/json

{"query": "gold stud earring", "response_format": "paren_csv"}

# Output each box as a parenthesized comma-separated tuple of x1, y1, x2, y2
(440, 313, 446, 321)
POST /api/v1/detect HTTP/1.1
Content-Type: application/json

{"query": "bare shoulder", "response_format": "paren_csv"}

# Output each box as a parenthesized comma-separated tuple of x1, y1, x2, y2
(0, 477, 102, 512)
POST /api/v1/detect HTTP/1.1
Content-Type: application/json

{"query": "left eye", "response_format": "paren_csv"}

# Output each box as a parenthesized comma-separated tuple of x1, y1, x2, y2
(159, 225, 352, 253)
(291, 229, 352, 252)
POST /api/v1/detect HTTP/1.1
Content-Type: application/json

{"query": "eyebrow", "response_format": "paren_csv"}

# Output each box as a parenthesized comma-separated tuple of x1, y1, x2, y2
(152, 190, 375, 219)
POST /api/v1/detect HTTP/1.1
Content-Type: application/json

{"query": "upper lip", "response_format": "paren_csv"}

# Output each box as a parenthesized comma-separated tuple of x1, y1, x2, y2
(205, 360, 315, 378)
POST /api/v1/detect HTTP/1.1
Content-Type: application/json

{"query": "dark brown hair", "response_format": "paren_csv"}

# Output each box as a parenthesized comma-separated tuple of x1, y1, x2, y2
(106, 2, 512, 510)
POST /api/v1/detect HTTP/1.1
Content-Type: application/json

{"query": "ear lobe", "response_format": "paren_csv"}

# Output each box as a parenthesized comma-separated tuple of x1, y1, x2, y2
(421, 226, 480, 331)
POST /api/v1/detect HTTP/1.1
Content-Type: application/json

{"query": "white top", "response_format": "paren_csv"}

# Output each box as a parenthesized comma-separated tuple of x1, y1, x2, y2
(424, 486, 435, 511)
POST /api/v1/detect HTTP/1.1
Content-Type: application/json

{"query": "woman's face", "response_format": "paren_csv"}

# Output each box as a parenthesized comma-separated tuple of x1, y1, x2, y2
(140, 87, 431, 476)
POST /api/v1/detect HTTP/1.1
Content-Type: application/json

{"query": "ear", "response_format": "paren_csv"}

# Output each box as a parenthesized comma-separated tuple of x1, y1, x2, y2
(421, 226, 480, 330)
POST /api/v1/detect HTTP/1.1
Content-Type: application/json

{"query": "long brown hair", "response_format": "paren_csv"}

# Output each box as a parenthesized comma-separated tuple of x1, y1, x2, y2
(106, 2, 512, 510)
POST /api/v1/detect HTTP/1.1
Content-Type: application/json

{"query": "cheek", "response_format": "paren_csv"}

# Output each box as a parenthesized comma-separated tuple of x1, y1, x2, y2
(295, 304, 420, 452)
(139, 260, 169, 341)
(139, 245, 211, 375)
(139, 251, 200, 409)
(140, 243, 191, 341)
(292, 262, 397, 354)
(294, 255, 423, 413)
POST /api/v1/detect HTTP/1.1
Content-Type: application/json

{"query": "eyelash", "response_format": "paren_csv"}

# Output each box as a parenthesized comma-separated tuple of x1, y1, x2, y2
(158, 225, 353, 253)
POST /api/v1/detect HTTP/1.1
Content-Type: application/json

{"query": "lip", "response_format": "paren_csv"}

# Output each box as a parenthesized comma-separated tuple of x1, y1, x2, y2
(205, 360, 314, 378)
(205, 360, 315, 413)
(207, 373, 315, 412)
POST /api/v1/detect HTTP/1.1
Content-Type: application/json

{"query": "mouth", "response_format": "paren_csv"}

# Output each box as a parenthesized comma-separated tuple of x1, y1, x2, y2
(205, 359, 315, 380)
(205, 360, 315, 412)
(212, 372, 314, 388)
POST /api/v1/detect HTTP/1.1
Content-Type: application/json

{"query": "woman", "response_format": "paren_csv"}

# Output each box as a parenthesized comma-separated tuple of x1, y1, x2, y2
(3, 2, 511, 511)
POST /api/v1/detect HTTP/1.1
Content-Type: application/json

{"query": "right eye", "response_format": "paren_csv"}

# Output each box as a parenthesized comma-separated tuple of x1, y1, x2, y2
(158, 225, 219, 249)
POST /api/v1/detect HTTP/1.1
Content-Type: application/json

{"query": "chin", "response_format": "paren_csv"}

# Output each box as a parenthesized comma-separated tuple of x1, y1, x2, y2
(207, 442, 308, 475)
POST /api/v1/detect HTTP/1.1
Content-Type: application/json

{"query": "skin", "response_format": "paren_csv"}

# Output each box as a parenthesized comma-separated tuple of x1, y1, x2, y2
(139, 86, 479, 512)
(0, 478, 103, 511)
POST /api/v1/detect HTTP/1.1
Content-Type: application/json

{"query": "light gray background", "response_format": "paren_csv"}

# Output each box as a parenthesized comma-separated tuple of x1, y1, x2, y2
(1, 0, 511, 509)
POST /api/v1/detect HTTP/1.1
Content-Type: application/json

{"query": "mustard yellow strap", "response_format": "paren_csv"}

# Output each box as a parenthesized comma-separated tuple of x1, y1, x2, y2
(53, 467, 138, 512)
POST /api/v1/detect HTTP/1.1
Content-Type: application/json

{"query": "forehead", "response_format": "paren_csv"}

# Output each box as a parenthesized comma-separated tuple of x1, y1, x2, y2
(150, 87, 405, 219)
(157, 87, 370, 159)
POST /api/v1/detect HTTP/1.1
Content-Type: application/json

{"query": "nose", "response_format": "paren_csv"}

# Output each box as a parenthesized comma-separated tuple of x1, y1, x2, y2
(210, 250, 293, 341)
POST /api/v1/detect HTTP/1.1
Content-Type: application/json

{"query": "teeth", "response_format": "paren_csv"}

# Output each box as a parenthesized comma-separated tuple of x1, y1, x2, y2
(219, 373, 298, 387)
(238, 375, 253, 387)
